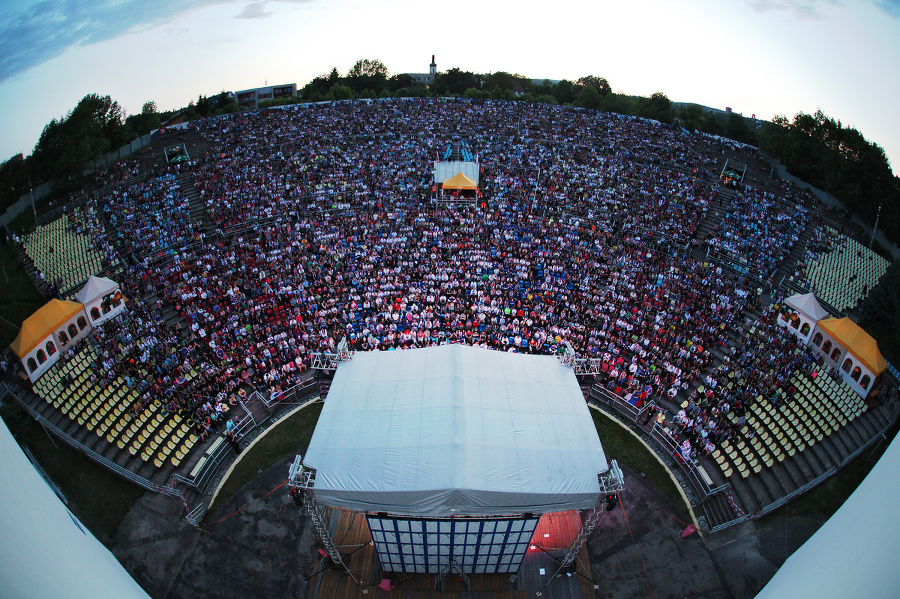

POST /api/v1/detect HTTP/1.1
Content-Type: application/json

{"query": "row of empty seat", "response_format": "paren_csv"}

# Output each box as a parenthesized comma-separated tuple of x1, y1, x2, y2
(23, 214, 105, 292)
(712, 364, 866, 478)
(793, 226, 889, 311)
(32, 345, 200, 469)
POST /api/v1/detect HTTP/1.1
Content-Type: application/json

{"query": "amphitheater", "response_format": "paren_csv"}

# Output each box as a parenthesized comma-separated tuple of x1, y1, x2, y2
(3, 97, 898, 598)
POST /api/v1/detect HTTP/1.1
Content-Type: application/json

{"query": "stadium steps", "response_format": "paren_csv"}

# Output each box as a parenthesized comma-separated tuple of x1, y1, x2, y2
(725, 474, 761, 514)
(176, 171, 215, 238)
(772, 207, 819, 288)
(690, 186, 735, 261)
(701, 492, 738, 528)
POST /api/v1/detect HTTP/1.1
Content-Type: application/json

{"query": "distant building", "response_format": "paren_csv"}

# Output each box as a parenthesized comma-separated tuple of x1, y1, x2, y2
(405, 55, 437, 85)
(235, 84, 297, 109)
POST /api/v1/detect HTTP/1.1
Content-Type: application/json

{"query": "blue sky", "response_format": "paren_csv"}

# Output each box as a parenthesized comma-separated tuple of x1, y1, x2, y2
(1, 0, 899, 173)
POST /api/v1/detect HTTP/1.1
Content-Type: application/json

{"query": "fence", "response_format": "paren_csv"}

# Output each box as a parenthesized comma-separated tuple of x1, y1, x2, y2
(587, 384, 726, 506)
(0, 382, 188, 502)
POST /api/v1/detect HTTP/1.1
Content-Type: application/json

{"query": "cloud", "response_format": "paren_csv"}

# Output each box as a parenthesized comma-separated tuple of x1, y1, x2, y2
(235, 2, 272, 19)
(233, 0, 315, 19)
(745, 0, 839, 19)
(0, 0, 227, 85)
(874, 0, 900, 18)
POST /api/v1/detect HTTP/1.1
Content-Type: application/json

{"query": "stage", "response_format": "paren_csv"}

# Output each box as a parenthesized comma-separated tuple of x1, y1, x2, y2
(308, 508, 596, 599)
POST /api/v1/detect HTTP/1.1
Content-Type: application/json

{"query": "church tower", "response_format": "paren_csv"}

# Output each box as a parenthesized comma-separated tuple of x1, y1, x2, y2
(429, 55, 436, 79)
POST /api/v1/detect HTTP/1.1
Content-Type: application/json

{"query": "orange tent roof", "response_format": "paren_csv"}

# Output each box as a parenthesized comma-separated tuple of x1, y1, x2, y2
(442, 172, 477, 190)
(9, 299, 85, 358)
(817, 317, 888, 375)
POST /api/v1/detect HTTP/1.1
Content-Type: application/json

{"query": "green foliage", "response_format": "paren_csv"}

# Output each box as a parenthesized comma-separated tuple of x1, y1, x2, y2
(431, 68, 479, 96)
(575, 85, 602, 110)
(123, 99, 161, 138)
(636, 91, 673, 123)
(602, 93, 637, 115)
(677, 103, 705, 131)
(30, 94, 127, 182)
(483, 71, 520, 93)
(724, 112, 752, 144)
(576, 75, 611, 96)
(552, 79, 576, 104)
(388, 73, 415, 93)
(0, 154, 29, 212)
(326, 83, 353, 101)
(759, 109, 899, 241)
(258, 95, 304, 109)
(861, 259, 900, 363)
(345, 59, 388, 95)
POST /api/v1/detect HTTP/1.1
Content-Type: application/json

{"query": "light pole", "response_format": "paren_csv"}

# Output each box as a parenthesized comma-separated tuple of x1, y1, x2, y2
(29, 178, 37, 224)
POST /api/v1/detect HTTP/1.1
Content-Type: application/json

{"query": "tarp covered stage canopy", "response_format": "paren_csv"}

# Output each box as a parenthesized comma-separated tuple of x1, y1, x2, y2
(433, 160, 479, 185)
(442, 172, 478, 190)
(9, 299, 84, 358)
(817, 317, 888, 375)
(74, 275, 119, 304)
(784, 292, 829, 322)
(303, 345, 607, 517)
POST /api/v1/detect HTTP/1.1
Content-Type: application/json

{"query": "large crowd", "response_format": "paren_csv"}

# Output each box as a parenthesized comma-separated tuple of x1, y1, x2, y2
(25, 98, 827, 457)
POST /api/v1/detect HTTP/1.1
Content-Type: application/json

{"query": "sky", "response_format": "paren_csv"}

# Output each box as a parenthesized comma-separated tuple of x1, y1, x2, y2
(1, 0, 899, 173)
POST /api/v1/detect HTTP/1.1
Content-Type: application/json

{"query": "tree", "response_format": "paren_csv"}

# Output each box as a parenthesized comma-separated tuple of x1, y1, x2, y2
(637, 91, 673, 123)
(575, 85, 602, 110)
(142, 101, 158, 115)
(576, 76, 611, 97)
(388, 74, 415, 93)
(326, 83, 353, 101)
(0, 153, 29, 211)
(348, 59, 388, 79)
(552, 80, 576, 104)
(302, 75, 332, 101)
(31, 94, 127, 181)
(724, 112, 753, 144)
(431, 68, 479, 96)
(346, 59, 388, 95)
(677, 103, 704, 131)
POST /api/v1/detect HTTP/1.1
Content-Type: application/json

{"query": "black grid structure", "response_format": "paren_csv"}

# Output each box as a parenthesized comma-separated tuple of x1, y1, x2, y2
(366, 515, 540, 574)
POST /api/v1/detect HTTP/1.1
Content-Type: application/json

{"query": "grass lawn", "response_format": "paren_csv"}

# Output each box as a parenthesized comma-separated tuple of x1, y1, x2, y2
(13, 410, 145, 540)
(206, 399, 689, 520)
(590, 408, 688, 512)
(0, 243, 46, 348)
(206, 401, 324, 519)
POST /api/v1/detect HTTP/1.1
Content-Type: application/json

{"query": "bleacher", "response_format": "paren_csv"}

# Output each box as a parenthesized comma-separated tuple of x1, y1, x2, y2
(711, 364, 866, 479)
(23, 215, 104, 292)
(794, 226, 890, 311)
(31, 345, 199, 470)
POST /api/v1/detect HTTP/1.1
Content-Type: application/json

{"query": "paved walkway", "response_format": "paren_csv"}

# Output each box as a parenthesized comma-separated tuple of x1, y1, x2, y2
(111, 458, 825, 599)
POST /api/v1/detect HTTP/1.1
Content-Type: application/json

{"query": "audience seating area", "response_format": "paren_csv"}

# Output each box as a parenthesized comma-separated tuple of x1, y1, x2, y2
(23, 215, 105, 292)
(712, 364, 866, 478)
(793, 226, 890, 311)
(32, 345, 199, 469)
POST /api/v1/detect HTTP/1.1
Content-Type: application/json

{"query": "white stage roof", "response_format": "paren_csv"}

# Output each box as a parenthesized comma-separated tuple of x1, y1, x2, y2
(755, 432, 900, 599)
(433, 161, 479, 185)
(304, 345, 607, 517)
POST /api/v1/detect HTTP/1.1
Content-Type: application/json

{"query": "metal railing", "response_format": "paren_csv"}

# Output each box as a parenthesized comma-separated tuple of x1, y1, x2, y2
(259, 380, 318, 412)
(1, 382, 185, 500)
(587, 383, 728, 506)
(172, 437, 234, 496)
(708, 400, 899, 533)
